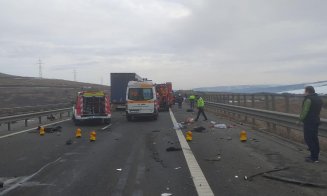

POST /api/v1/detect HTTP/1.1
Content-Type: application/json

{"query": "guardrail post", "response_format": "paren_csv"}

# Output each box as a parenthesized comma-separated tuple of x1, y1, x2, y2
(38, 116, 42, 124)
(7, 122, 11, 131)
(265, 95, 271, 130)
(285, 95, 290, 113)
(25, 119, 28, 127)
(271, 95, 277, 130)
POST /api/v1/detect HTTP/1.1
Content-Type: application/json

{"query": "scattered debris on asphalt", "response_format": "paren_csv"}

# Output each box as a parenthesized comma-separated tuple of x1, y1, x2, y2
(0, 181, 3, 188)
(205, 156, 221, 162)
(214, 124, 227, 129)
(185, 117, 194, 124)
(263, 173, 327, 188)
(65, 139, 73, 145)
(166, 147, 182, 152)
(192, 126, 206, 132)
(235, 176, 239, 178)
(174, 167, 182, 170)
(116, 168, 122, 172)
(37, 126, 62, 133)
(161, 193, 173, 196)
(244, 167, 290, 181)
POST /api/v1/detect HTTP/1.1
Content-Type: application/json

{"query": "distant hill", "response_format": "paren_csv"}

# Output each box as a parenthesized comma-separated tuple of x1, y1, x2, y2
(194, 81, 327, 94)
(0, 72, 110, 108)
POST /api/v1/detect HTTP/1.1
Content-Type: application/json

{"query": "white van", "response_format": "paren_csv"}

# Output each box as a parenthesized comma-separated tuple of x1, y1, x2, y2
(126, 81, 159, 121)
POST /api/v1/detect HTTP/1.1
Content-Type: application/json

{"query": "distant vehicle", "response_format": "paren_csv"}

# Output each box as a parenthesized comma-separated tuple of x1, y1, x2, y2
(155, 82, 174, 111)
(72, 91, 111, 125)
(126, 80, 159, 121)
(110, 73, 142, 110)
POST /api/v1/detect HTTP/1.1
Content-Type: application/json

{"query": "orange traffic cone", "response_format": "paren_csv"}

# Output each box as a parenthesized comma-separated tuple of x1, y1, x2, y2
(39, 126, 45, 136)
(186, 131, 193, 142)
(240, 130, 247, 142)
(75, 128, 82, 138)
(90, 131, 96, 142)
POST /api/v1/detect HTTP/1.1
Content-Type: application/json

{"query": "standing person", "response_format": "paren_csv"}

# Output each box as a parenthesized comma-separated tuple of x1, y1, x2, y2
(299, 86, 323, 163)
(189, 95, 195, 109)
(176, 94, 183, 109)
(195, 95, 208, 121)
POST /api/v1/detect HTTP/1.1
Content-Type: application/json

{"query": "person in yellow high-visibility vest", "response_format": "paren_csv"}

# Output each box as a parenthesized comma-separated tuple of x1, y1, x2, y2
(195, 95, 208, 121)
(189, 95, 196, 109)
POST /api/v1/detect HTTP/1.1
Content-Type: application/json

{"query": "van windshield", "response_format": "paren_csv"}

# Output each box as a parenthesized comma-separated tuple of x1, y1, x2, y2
(128, 88, 153, 100)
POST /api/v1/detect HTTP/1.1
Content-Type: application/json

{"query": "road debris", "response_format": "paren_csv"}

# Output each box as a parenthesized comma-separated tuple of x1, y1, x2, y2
(116, 168, 122, 172)
(214, 124, 227, 129)
(174, 167, 182, 170)
(185, 117, 194, 124)
(263, 173, 327, 188)
(192, 126, 206, 132)
(235, 176, 239, 178)
(0, 181, 3, 188)
(65, 139, 73, 145)
(166, 147, 182, 152)
(205, 156, 221, 162)
(244, 167, 289, 181)
(161, 193, 173, 196)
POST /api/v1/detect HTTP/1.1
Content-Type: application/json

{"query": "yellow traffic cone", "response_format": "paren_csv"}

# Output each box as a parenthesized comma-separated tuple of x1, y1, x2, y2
(240, 130, 247, 142)
(39, 126, 45, 136)
(75, 128, 82, 138)
(186, 131, 193, 142)
(90, 131, 96, 142)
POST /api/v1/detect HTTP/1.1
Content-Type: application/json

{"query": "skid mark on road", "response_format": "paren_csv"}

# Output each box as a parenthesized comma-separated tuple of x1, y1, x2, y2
(0, 119, 70, 139)
(169, 109, 214, 196)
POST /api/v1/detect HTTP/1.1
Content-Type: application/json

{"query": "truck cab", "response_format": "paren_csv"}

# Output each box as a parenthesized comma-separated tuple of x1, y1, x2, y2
(72, 91, 111, 125)
(126, 81, 159, 121)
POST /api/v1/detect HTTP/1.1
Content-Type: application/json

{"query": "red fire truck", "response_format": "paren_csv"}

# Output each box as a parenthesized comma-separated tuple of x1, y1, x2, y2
(155, 82, 173, 111)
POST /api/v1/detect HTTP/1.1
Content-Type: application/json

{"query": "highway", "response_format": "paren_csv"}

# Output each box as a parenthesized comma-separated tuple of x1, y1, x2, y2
(0, 106, 327, 196)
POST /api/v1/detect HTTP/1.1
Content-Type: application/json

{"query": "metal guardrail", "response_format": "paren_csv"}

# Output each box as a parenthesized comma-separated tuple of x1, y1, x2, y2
(0, 103, 71, 117)
(206, 101, 327, 137)
(0, 108, 71, 131)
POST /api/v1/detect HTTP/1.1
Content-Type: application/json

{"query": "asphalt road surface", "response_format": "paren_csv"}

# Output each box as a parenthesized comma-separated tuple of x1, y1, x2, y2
(0, 105, 327, 196)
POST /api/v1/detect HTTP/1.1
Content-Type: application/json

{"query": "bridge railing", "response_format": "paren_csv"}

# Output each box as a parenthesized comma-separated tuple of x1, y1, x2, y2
(0, 108, 72, 131)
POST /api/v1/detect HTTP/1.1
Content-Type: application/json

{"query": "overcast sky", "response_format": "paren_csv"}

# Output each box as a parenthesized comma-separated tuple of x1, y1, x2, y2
(0, 0, 327, 89)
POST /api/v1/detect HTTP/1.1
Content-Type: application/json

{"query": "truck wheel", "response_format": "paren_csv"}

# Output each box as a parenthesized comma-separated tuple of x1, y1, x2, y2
(104, 119, 111, 125)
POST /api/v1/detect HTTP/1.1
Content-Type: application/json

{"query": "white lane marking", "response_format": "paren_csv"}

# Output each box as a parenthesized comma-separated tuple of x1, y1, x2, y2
(101, 124, 112, 130)
(0, 157, 62, 195)
(0, 119, 70, 139)
(169, 109, 214, 196)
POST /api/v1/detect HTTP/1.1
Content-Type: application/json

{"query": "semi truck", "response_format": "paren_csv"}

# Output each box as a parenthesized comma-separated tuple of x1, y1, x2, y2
(110, 73, 142, 110)
(72, 91, 111, 125)
(155, 82, 174, 111)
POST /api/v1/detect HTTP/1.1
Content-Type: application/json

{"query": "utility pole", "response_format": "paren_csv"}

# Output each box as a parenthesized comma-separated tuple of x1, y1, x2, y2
(73, 69, 77, 82)
(38, 59, 43, 78)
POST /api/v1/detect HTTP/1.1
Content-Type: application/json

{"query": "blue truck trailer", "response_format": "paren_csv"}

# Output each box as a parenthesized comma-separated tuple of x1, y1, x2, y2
(110, 73, 142, 110)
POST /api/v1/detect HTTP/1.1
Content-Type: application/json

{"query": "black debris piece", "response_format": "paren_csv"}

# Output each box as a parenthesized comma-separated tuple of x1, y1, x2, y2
(66, 139, 73, 145)
(192, 126, 206, 132)
(166, 147, 182, 152)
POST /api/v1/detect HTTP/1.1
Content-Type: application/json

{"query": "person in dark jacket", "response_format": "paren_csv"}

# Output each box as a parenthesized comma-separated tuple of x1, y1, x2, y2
(299, 86, 323, 163)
